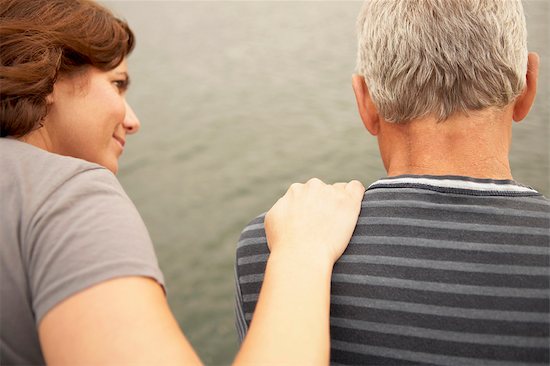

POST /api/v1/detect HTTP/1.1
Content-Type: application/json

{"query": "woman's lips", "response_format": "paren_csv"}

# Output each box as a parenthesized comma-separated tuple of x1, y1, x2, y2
(113, 135, 126, 149)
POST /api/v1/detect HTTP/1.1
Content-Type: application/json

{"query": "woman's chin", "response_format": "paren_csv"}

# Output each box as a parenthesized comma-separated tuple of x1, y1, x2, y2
(98, 157, 119, 175)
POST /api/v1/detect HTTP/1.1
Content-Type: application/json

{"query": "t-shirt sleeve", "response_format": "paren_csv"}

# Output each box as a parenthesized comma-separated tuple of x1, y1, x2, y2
(22, 167, 165, 325)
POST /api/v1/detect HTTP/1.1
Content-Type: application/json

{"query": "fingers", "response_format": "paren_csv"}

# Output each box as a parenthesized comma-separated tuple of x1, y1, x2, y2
(289, 182, 302, 191)
(275, 179, 365, 209)
(333, 182, 347, 190)
(321, 180, 365, 200)
(286, 178, 323, 197)
(289, 178, 364, 190)
(306, 177, 323, 186)
(345, 180, 366, 199)
(264, 177, 365, 265)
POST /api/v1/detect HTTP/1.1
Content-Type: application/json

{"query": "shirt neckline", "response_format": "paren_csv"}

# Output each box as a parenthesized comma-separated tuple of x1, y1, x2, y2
(368, 174, 540, 196)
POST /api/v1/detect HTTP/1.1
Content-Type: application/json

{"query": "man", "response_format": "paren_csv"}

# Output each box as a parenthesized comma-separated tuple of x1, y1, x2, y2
(235, 0, 549, 365)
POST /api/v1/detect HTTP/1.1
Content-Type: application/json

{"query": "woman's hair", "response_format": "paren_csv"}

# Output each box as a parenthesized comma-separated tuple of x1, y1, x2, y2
(0, 0, 135, 137)
(356, 0, 528, 123)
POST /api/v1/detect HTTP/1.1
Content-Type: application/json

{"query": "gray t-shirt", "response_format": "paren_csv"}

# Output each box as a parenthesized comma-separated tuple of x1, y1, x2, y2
(0, 138, 165, 365)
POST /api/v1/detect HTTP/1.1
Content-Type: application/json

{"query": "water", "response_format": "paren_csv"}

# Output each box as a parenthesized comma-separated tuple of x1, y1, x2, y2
(103, 1, 549, 364)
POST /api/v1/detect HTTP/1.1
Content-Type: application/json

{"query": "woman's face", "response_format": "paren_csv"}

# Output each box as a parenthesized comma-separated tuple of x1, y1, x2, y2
(43, 59, 139, 174)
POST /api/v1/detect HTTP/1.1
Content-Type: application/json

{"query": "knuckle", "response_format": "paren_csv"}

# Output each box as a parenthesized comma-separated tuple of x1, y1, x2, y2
(289, 182, 302, 192)
(307, 177, 323, 185)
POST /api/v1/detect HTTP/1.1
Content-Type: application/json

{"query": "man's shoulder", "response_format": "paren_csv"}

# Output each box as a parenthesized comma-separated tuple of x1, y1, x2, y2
(241, 213, 266, 233)
(237, 213, 267, 254)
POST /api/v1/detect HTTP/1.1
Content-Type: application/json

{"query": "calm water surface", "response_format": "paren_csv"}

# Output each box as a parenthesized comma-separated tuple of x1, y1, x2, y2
(104, 1, 549, 364)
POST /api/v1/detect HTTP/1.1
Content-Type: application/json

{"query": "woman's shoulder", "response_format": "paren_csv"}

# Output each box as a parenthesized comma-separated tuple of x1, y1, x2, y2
(2, 138, 121, 192)
(1, 137, 110, 173)
(0, 138, 130, 226)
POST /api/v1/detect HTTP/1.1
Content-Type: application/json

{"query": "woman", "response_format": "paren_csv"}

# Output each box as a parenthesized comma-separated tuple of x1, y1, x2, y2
(0, 0, 364, 364)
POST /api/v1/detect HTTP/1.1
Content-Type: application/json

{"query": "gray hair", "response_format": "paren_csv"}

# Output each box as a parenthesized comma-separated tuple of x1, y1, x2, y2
(356, 0, 528, 123)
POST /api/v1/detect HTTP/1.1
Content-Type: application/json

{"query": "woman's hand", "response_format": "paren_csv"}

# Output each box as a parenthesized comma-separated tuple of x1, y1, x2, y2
(264, 178, 365, 267)
(235, 178, 364, 366)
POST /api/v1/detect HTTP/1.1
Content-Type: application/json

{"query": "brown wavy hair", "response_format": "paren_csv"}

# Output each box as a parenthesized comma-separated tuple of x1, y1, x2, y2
(0, 0, 135, 137)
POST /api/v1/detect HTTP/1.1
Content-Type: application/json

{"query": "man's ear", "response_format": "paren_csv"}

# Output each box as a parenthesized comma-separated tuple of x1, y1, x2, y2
(513, 52, 539, 122)
(352, 74, 380, 136)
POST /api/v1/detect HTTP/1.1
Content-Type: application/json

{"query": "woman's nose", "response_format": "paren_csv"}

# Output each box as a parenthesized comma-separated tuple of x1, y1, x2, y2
(123, 100, 140, 134)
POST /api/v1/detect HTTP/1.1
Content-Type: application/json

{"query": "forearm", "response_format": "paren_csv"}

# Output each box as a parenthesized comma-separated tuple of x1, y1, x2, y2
(234, 250, 333, 366)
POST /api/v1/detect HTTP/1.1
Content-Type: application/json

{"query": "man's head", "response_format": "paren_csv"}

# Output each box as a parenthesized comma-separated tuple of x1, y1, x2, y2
(354, 0, 530, 124)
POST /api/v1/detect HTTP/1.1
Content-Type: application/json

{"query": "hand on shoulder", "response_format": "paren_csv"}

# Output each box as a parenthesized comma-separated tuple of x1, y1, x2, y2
(264, 178, 365, 267)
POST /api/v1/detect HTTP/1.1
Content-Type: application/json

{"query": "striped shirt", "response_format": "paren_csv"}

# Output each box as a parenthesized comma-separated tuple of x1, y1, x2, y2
(235, 175, 550, 365)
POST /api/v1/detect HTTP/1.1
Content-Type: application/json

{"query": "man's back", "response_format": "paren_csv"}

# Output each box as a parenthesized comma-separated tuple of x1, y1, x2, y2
(235, 175, 550, 365)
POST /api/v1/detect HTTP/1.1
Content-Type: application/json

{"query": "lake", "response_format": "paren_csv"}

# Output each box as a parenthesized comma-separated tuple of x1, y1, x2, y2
(103, 1, 549, 364)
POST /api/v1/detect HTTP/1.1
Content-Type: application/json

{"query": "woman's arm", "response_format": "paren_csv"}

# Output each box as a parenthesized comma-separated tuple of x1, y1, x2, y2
(234, 178, 365, 365)
(39, 276, 203, 366)
(36, 169, 203, 366)
(38, 178, 364, 365)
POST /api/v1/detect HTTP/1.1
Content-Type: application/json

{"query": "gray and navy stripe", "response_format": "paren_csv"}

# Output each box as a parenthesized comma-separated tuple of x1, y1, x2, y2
(235, 175, 550, 365)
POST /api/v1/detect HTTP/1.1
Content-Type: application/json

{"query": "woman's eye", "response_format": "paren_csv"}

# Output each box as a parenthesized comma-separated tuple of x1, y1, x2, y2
(113, 79, 129, 92)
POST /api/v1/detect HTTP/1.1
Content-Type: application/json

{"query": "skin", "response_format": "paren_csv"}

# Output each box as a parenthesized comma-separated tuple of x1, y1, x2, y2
(351, 52, 540, 180)
(21, 59, 139, 174)
(20, 59, 366, 365)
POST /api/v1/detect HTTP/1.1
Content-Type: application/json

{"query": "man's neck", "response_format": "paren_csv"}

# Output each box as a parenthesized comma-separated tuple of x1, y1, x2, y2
(378, 108, 514, 180)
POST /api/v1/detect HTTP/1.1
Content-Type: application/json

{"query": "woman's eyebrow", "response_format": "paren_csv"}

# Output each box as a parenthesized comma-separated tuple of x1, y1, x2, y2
(115, 71, 130, 81)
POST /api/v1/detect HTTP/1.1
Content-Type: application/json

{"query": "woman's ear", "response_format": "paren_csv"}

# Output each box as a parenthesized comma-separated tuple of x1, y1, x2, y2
(46, 92, 54, 105)
(352, 74, 380, 136)
(513, 52, 539, 122)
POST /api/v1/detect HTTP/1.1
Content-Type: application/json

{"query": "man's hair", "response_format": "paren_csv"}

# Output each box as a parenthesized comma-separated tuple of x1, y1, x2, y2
(0, 0, 135, 137)
(356, 0, 528, 123)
